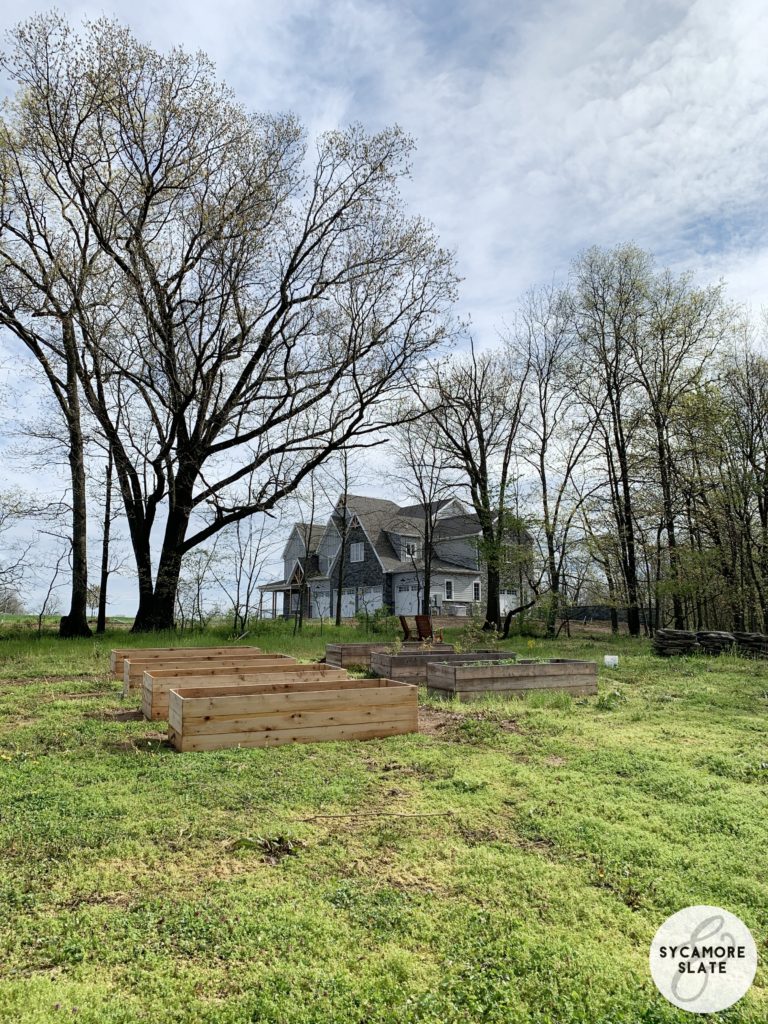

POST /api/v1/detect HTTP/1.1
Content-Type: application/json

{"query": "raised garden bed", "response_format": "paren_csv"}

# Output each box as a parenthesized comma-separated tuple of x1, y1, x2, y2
(123, 653, 296, 693)
(142, 665, 349, 721)
(168, 677, 418, 752)
(325, 641, 454, 668)
(426, 658, 598, 701)
(370, 649, 509, 685)
(110, 645, 260, 677)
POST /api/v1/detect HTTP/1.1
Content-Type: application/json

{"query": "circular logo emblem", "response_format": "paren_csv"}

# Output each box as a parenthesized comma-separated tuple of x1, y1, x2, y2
(650, 905, 757, 1013)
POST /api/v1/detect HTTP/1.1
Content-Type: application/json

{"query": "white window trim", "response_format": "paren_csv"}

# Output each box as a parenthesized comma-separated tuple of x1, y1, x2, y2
(349, 542, 365, 563)
(473, 580, 481, 601)
(444, 579, 454, 600)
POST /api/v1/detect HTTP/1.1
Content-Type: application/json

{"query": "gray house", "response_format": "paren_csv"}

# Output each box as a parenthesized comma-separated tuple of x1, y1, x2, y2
(260, 494, 525, 619)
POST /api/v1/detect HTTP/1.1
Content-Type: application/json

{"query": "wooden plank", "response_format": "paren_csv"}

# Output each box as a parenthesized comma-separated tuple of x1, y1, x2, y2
(123, 655, 296, 692)
(170, 675, 392, 701)
(143, 669, 351, 721)
(125, 651, 286, 676)
(111, 645, 260, 676)
(137, 657, 297, 679)
(172, 682, 415, 721)
(182, 705, 415, 737)
(443, 682, 597, 702)
(429, 674, 594, 692)
(172, 716, 418, 752)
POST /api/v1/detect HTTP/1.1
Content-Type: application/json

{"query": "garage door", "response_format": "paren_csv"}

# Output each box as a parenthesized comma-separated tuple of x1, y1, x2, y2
(359, 587, 383, 613)
(310, 587, 331, 619)
(395, 583, 419, 615)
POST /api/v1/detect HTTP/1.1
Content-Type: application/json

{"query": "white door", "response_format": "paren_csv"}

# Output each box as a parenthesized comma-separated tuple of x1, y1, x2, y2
(360, 587, 383, 613)
(311, 587, 332, 619)
(395, 584, 419, 615)
(341, 588, 356, 617)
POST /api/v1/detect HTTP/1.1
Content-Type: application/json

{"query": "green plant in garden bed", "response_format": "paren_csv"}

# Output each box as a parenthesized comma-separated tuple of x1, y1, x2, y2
(0, 624, 766, 1022)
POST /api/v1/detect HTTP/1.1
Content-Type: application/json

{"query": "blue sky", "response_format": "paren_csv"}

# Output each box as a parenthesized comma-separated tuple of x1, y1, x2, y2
(2, 0, 768, 613)
(2, 0, 765, 328)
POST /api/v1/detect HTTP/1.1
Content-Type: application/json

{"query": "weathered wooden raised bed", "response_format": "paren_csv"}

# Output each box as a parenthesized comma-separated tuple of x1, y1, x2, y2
(370, 649, 509, 685)
(142, 665, 348, 721)
(110, 645, 260, 677)
(325, 641, 454, 668)
(426, 658, 598, 701)
(123, 653, 295, 693)
(167, 677, 418, 752)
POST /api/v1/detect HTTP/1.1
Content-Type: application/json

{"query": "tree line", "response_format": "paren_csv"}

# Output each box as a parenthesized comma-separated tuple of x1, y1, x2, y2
(0, 14, 765, 638)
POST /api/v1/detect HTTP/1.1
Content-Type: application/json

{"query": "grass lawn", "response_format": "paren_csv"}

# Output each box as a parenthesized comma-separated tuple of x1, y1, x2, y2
(0, 622, 766, 1023)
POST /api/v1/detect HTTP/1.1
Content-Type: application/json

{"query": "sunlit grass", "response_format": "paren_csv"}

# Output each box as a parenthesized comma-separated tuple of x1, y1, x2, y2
(0, 622, 766, 1022)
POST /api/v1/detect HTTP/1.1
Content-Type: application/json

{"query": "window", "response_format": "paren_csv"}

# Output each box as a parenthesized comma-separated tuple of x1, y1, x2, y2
(445, 580, 453, 600)
(402, 537, 420, 560)
(473, 581, 481, 602)
(350, 542, 364, 563)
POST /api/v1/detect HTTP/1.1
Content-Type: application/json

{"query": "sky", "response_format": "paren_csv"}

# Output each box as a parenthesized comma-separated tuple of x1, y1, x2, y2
(2, 0, 768, 614)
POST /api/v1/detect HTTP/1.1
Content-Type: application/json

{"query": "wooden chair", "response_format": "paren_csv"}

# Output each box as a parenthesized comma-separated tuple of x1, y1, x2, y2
(399, 615, 413, 641)
(415, 615, 443, 643)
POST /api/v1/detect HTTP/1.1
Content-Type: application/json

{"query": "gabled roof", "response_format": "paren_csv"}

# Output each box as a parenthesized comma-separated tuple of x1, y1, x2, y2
(276, 493, 531, 584)
(295, 522, 325, 551)
(282, 521, 325, 559)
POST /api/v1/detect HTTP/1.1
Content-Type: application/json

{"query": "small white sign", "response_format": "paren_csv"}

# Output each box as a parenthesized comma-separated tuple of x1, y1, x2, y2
(604, 654, 619, 668)
(649, 905, 757, 1013)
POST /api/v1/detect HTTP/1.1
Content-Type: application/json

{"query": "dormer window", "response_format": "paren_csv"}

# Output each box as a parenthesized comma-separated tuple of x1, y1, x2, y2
(402, 537, 420, 560)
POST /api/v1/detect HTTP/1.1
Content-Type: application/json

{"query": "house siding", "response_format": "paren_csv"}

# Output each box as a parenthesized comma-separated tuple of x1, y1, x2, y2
(433, 536, 479, 569)
(326, 521, 384, 616)
(282, 527, 309, 580)
(317, 522, 341, 576)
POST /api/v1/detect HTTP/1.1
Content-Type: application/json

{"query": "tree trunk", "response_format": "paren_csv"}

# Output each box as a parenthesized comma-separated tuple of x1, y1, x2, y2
(59, 319, 92, 638)
(130, 485, 192, 632)
(484, 563, 501, 630)
(96, 447, 113, 634)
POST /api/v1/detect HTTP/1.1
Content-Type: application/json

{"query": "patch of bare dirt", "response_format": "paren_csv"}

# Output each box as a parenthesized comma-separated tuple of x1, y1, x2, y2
(106, 732, 168, 752)
(0, 673, 105, 687)
(545, 755, 567, 767)
(500, 719, 524, 734)
(418, 707, 463, 736)
(87, 708, 143, 721)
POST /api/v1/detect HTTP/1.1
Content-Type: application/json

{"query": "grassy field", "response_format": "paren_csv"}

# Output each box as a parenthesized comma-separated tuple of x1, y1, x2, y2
(0, 621, 765, 1023)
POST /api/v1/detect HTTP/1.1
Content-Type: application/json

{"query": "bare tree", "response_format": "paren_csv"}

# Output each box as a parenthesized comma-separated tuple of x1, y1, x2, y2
(1, 14, 457, 631)
(571, 245, 648, 637)
(388, 407, 454, 614)
(212, 513, 283, 634)
(424, 341, 529, 629)
(511, 287, 600, 636)
(0, 489, 32, 592)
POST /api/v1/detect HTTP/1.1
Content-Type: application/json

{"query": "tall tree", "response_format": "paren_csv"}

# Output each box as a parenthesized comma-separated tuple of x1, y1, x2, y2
(572, 245, 647, 636)
(388, 407, 454, 615)
(1, 14, 456, 630)
(627, 270, 726, 629)
(425, 342, 529, 629)
(512, 286, 599, 636)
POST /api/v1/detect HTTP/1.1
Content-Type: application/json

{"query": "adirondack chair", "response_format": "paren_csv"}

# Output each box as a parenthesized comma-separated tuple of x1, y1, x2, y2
(399, 615, 413, 641)
(415, 615, 443, 643)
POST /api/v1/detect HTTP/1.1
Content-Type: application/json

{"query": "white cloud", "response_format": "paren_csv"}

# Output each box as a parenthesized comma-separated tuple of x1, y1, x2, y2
(3, 0, 768, 610)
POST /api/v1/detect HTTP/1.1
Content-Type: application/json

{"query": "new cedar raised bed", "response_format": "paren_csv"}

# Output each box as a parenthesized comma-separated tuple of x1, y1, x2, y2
(142, 665, 349, 721)
(369, 649, 509, 685)
(123, 653, 296, 693)
(325, 641, 454, 668)
(110, 645, 260, 677)
(426, 658, 598, 701)
(167, 677, 418, 752)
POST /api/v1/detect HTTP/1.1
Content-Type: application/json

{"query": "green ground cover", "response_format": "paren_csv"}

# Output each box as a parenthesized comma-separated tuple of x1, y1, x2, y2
(0, 622, 765, 1023)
